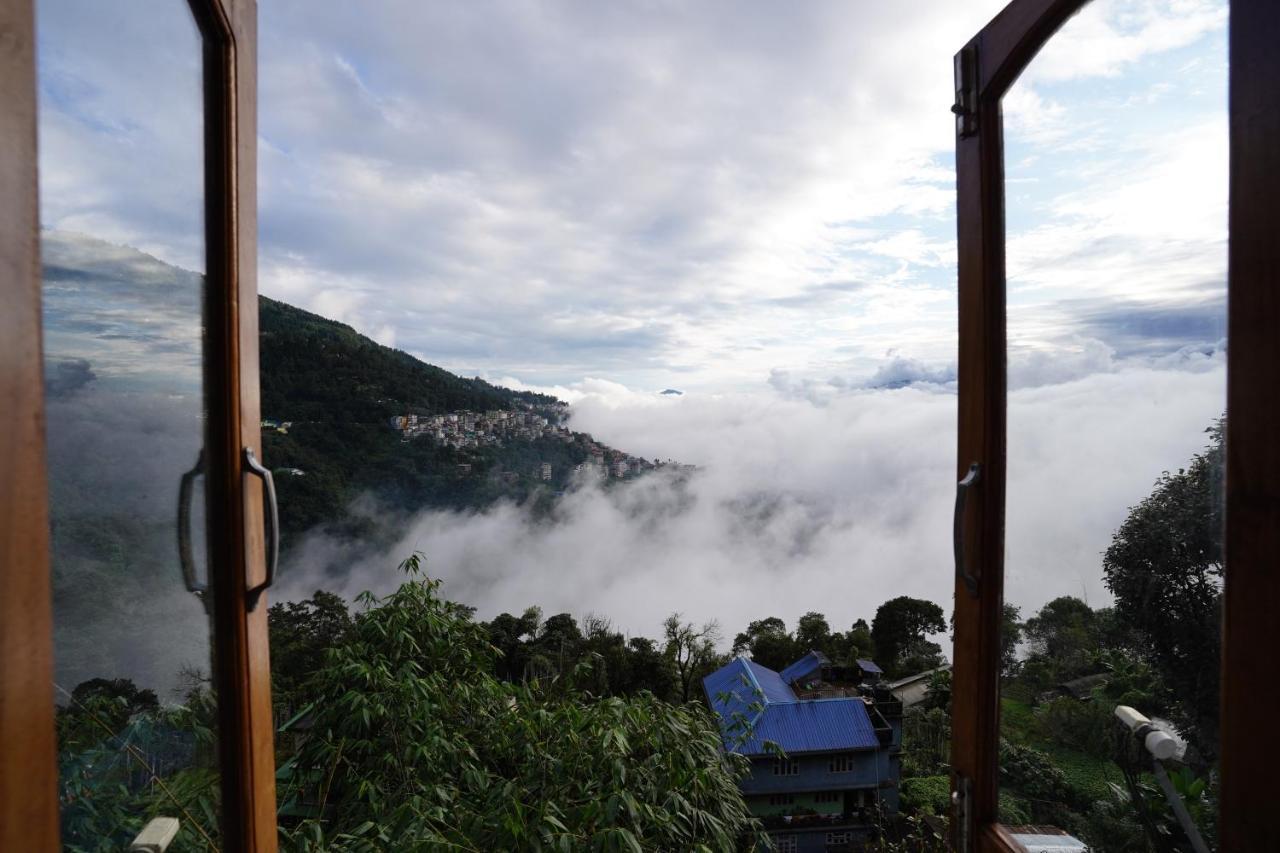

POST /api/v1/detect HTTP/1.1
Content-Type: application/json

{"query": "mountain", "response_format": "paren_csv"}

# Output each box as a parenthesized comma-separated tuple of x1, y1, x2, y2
(38, 230, 656, 550)
(257, 297, 650, 545)
(259, 297, 556, 423)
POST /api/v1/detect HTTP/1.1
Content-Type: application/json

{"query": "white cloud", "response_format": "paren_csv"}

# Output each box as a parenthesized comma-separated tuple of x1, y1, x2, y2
(1025, 0, 1226, 84)
(279, 361, 1225, 645)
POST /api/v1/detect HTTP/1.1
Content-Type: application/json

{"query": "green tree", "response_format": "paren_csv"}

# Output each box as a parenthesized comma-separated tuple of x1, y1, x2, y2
(621, 636, 677, 701)
(663, 614, 723, 703)
(842, 617, 875, 665)
(1000, 603, 1023, 680)
(528, 612, 583, 680)
(1023, 596, 1096, 681)
(484, 607, 541, 681)
(285, 556, 762, 850)
(731, 617, 798, 671)
(872, 597, 946, 679)
(267, 590, 353, 710)
(794, 611, 833, 656)
(1102, 422, 1223, 760)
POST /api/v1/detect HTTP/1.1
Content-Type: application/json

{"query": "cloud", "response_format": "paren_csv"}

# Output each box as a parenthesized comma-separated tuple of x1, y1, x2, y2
(37, 1, 1227, 394)
(44, 358, 97, 399)
(277, 360, 1225, 648)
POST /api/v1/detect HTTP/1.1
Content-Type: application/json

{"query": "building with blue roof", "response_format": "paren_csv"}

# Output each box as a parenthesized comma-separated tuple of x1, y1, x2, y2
(779, 650, 830, 686)
(703, 653, 902, 852)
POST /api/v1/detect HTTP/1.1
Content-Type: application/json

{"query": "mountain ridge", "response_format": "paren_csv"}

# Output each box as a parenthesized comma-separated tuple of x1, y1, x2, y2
(257, 296, 659, 544)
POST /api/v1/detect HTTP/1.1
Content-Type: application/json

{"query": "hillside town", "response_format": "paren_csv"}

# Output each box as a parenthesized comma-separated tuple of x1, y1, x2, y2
(388, 407, 694, 481)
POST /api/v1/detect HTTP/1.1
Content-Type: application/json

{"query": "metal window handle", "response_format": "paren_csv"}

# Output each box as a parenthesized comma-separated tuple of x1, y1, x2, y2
(954, 462, 981, 598)
(242, 447, 279, 611)
(177, 450, 209, 612)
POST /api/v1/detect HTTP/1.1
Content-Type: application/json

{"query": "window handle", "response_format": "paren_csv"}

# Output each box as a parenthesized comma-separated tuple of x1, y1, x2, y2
(177, 449, 208, 612)
(242, 447, 278, 611)
(954, 462, 981, 598)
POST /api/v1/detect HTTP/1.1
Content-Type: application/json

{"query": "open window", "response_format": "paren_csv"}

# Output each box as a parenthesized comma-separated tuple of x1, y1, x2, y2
(951, 0, 1280, 851)
(0, 1, 273, 850)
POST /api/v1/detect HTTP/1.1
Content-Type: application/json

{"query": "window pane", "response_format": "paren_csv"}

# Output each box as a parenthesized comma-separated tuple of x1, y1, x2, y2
(37, 1, 218, 847)
(999, 1, 1226, 848)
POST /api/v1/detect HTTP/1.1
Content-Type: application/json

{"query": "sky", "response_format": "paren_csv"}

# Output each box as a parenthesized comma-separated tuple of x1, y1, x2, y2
(35, 0, 1229, 670)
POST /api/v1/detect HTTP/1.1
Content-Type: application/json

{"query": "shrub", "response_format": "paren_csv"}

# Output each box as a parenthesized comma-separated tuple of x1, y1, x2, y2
(900, 776, 949, 816)
(283, 555, 765, 851)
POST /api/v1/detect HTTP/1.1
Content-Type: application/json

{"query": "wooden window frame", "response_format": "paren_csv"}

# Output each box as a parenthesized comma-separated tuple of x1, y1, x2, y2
(951, 1, 1280, 851)
(0, 1, 275, 850)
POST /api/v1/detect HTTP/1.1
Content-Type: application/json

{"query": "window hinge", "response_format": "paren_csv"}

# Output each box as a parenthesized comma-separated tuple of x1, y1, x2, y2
(952, 774, 973, 853)
(952, 44, 978, 138)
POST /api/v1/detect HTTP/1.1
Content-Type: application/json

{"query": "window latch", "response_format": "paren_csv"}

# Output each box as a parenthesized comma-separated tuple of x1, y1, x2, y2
(952, 44, 978, 138)
(954, 462, 981, 598)
(952, 774, 973, 853)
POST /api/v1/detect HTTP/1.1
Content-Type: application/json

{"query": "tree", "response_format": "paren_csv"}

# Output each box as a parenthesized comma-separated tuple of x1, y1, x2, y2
(842, 618, 875, 665)
(621, 636, 677, 701)
(1103, 422, 1224, 760)
(285, 557, 762, 850)
(68, 677, 158, 720)
(528, 612, 583, 680)
(795, 611, 833, 656)
(267, 590, 353, 710)
(1000, 603, 1023, 680)
(1022, 597, 1095, 676)
(731, 617, 798, 671)
(663, 614, 723, 703)
(872, 597, 946, 679)
(484, 608, 540, 681)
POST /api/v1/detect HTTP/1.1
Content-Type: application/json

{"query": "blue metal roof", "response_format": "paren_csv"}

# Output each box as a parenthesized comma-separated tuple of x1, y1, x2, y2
(746, 659, 795, 704)
(778, 650, 829, 684)
(737, 699, 880, 755)
(856, 658, 883, 675)
(703, 656, 880, 756)
(702, 657, 770, 729)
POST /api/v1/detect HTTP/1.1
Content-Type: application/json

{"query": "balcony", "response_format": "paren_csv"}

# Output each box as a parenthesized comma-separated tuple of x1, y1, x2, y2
(759, 810, 874, 831)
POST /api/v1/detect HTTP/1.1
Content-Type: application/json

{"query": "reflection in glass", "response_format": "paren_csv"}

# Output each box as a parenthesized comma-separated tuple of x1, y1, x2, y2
(998, 1, 1227, 848)
(37, 1, 219, 847)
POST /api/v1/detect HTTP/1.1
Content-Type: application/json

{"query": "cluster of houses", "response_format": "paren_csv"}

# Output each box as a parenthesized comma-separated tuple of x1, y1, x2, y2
(388, 408, 565, 450)
(389, 407, 695, 482)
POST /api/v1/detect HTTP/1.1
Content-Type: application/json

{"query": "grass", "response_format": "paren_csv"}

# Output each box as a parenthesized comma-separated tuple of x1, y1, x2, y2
(1000, 695, 1125, 804)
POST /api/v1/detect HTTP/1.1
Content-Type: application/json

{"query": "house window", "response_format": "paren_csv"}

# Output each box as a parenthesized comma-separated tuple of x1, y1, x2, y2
(814, 791, 840, 804)
(773, 758, 799, 776)
(828, 754, 855, 773)
(768, 794, 796, 806)
(826, 831, 853, 846)
(774, 837, 799, 853)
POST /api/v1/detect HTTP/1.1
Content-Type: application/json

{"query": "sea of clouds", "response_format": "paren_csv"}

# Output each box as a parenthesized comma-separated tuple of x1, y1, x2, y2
(276, 351, 1226, 648)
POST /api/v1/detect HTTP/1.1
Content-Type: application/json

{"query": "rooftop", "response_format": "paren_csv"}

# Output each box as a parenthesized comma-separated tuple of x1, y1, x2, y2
(702, 655, 881, 756)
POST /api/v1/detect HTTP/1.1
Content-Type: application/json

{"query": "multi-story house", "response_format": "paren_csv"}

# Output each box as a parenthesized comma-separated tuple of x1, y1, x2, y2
(703, 653, 902, 853)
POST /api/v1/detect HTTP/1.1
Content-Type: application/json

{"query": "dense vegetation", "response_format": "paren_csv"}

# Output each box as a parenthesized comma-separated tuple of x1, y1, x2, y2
(897, 424, 1224, 853)
(259, 297, 556, 423)
(257, 297, 638, 543)
(58, 558, 764, 852)
(53, 418, 1225, 851)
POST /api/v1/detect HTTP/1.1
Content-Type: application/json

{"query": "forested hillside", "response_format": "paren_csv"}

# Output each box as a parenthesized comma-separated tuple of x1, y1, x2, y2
(259, 297, 556, 423)
(257, 297, 644, 543)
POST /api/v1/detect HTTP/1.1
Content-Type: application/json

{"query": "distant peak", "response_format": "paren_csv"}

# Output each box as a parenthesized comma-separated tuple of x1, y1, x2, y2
(660, 388, 683, 396)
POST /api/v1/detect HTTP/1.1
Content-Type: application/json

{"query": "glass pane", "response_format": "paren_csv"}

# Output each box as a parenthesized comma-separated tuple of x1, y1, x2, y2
(37, 1, 218, 848)
(999, 1, 1227, 849)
